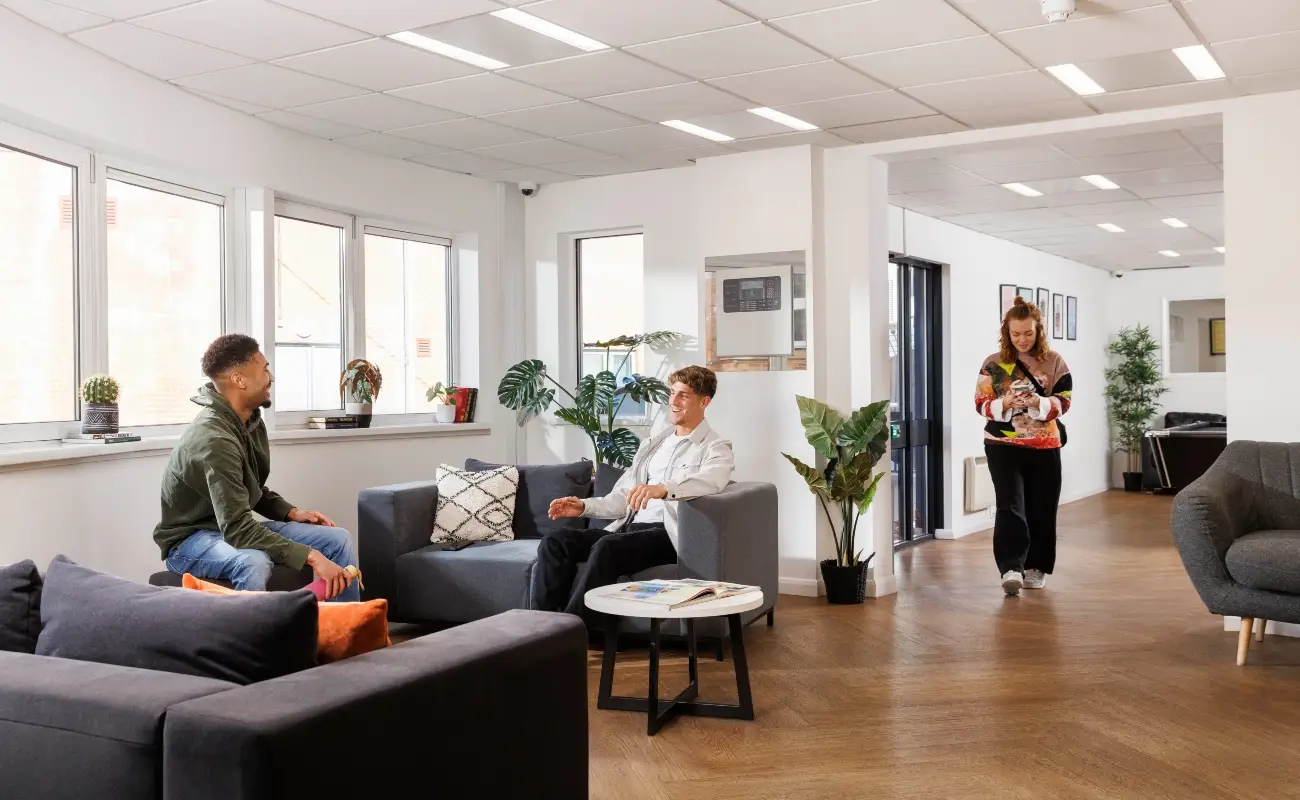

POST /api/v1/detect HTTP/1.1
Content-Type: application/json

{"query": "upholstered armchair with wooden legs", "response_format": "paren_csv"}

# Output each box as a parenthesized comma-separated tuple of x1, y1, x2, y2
(1172, 440, 1300, 666)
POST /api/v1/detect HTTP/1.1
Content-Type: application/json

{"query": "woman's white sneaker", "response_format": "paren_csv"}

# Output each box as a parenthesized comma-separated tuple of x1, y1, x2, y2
(1024, 569, 1047, 589)
(1001, 571, 1024, 596)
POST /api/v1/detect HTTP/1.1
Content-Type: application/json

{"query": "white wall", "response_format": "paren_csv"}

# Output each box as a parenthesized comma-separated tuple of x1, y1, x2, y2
(890, 208, 1111, 536)
(1106, 268, 1227, 421)
(1224, 92, 1300, 443)
(0, 10, 519, 578)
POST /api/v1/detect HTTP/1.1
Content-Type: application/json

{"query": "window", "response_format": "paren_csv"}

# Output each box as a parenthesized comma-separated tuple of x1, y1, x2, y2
(0, 144, 78, 426)
(274, 206, 346, 412)
(576, 233, 644, 419)
(363, 228, 451, 415)
(106, 174, 223, 425)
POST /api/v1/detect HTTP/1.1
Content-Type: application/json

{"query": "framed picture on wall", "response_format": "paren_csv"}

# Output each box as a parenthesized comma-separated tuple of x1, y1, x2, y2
(999, 284, 1016, 319)
(1209, 317, 1226, 355)
(1037, 287, 1049, 312)
(1066, 296, 1078, 340)
(1017, 286, 1033, 304)
(1052, 293, 1065, 339)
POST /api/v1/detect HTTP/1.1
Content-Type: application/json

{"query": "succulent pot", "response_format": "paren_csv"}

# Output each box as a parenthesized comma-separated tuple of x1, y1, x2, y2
(820, 559, 868, 605)
(435, 403, 457, 423)
(345, 402, 373, 428)
(1122, 471, 1143, 492)
(82, 403, 120, 435)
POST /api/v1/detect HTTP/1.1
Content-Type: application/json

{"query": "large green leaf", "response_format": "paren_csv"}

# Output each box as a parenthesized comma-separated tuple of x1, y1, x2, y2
(857, 470, 886, 515)
(837, 399, 891, 464)
(597, 428, 642, 469)
(782, 453, 829, 496)
(555, 406, 601, 436)
(585, 330, 682, 350)
(832, 451, 876, 505)
(577, 372, 616, 415)
(616, 374, 670, 405)
(795, 395, 844, 462)
(498, 360, 555, 425)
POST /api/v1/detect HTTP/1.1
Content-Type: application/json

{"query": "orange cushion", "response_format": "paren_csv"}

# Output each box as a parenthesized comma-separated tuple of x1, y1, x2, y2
(181, 574, 390, 664)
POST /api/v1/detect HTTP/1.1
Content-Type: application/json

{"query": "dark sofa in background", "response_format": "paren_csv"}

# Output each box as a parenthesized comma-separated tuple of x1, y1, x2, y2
(359, 459, 779, 645)
(1142, 412, 1228, 493)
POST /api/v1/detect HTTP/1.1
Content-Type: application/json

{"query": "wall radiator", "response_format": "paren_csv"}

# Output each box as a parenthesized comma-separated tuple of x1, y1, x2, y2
(964, 455, 995, 512)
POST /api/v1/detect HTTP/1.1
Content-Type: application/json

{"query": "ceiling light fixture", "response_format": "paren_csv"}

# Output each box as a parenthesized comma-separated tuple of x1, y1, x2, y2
(661, 120, 734, 143)
(1215, 246, 1226, 254)
(1162, 217, 1188, 228)
(1002, 182, 1043, 197)
(1046, 63, 1105, 96)
(748, 107, 818, 131)
(387, 31, 509, 70)
(1098, 223, 1125, 233)
(490, 8, 609, 52)
(1173, 45, 1226, 81)
(1159, 250, 1180, 257)
(1082, 174, 1120, 190)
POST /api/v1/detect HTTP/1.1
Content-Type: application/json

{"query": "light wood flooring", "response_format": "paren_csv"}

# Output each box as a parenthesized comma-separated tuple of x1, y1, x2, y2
(588, 490, 1300, 800)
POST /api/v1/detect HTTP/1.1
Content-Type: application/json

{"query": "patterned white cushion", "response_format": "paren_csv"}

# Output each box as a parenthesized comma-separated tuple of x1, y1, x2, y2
(432, 464, 519, 544)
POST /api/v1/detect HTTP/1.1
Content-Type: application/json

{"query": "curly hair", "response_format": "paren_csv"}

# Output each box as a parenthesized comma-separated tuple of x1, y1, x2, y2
(201, 334, 261, 379)
(668, 365, 718, 399)
(1000, 296, 1050, 363)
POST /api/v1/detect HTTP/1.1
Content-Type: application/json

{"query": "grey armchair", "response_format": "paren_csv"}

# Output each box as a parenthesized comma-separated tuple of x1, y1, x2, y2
(358, 474, 778, 647)
(1172, 440, 1300, 665)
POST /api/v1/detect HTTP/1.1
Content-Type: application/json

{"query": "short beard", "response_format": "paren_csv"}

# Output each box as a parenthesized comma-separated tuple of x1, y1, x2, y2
(260, 399, 272, 409)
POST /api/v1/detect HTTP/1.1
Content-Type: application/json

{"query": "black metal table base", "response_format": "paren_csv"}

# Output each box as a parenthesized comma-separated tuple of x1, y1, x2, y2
(598, 613, 754, 735)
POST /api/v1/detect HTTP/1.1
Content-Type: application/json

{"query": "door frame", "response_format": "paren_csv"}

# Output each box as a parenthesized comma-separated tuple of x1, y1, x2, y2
(890, 254, 946, 548)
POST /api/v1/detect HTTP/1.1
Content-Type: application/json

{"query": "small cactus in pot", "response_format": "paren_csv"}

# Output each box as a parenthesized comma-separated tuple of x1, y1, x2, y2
(81, 374, 121, 434)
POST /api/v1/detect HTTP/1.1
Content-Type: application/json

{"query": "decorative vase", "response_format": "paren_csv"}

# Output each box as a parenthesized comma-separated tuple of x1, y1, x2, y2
(82, 403, 119, 435)
(345, 402, 373, 428)
(435, 403, 456, 423)
(820, 559, 868, 605)
(1122, 471, 1143, 492)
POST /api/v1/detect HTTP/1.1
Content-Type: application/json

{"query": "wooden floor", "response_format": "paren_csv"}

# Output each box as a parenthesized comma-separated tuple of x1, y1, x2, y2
(588, 490, 1300, 800)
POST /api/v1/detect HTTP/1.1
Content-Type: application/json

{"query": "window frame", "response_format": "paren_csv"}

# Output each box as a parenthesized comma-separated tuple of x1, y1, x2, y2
(100, 166, 229, 435)
(574, 230, 648, 424)
(357, 223, 456, 422)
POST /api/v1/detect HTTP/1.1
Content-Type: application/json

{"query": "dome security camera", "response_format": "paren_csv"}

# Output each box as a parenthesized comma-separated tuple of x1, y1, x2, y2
(519, 181, 538, 197)
(1041, 0, 1076, 22)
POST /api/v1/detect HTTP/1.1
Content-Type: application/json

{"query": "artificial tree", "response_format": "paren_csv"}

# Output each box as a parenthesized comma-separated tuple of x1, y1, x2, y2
(1104, 325, 1167, 487)
(497, 331, 680, 468)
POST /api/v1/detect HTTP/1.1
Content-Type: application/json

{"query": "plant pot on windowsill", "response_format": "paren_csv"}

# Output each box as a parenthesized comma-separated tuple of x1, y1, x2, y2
(435, 404, 456, 423)
(80, 375, 121, 435)
(344, 402, 373, 428)
(1122, 471, 1143, 492)
(820, 557, 871, 605)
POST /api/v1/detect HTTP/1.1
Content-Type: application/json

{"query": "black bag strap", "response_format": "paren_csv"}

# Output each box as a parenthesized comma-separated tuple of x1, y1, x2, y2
(1015, 359, 1048, 397)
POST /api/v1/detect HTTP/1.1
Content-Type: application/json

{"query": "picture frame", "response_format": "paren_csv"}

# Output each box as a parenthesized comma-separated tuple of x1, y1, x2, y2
(1052, 293, 1065, 339)
(1066, 296, 1078, 341)
(1017, 286, 1034, 305)
(1037, 287, 1050, 312)
(999, 284, 1016, 320)
(1209, 317, 1226, 355)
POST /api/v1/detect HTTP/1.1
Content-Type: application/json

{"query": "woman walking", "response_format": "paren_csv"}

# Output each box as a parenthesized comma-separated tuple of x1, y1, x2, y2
(975, 297, 1073, 596)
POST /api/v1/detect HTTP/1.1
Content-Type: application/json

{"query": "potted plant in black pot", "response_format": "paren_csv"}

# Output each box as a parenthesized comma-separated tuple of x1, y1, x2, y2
(1104, 325, 1166, 491)
(340, 359, 382, 428)
(783, 395, 890, 605)
(80, 374, 121, 435)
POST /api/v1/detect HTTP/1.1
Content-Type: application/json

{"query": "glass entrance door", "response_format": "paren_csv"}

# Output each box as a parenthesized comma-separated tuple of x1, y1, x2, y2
(890, 256, 944, 545)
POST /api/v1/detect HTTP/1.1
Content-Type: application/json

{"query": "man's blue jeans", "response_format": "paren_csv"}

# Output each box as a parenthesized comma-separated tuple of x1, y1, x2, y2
(166, 521, 360, 602)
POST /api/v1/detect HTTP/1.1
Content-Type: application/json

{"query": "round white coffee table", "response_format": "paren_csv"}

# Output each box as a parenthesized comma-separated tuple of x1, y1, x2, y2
(585, 584, 765, 735)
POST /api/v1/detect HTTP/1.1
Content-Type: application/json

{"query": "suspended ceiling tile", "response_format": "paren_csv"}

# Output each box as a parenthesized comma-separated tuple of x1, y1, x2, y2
(832, 115, 968, 144)
(70, 22, 251, 79)
(1, 0, 108, 32)
(408, 150, 523, 175)
(770, 0, 982, 58)
(481, 101, 643, 138)
(1086, 80, 1240, 114)
(1211, 31, 1300, 77)
(546, 156, 647, 177)
(134, 0, 367, 61)
(521, 0, 750, 47)
(997, 5, 1197, 67)
(290, 93, 461, 130)
(627, 23, 822, 81)
(389, 73, 569, 116)
(907, 70, 1071, 113)
(773, 91, 933, 129)
(500, 51, 683, 99)
(411, 12, 583, 68)
(948, 99, 1096, 129)
(845, 36, 1031, 89)
(255, 109, 369, 139)
(588, 81, 750, 122)
(1053, 130, 1188, 158)
(332, 132, 446, 158)
(272, 38, 479, 92)
(727, 0, 859, 18)
(51, 0, 199, 19)
(1234, 68, 1300, 95)
(474, 165, 579, 183)
(707, 61, 887, 108)
(1180, 0, 1300, 42)
(946, 0, 1166, 34)
(678, 111, 792, 140)
(269, 0, 499, 36)
(723, 129, 856, 152)
(388, 117, 540, 148)
(469, 138, 612, 166)
(173, 63, 368, 107)
(1072, 50, 1202, 93)
(560, 124, 708, 155)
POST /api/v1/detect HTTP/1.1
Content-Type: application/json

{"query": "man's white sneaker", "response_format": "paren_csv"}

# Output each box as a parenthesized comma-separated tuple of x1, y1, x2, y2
(1024, 569, 1047, 589)
(1001, 571, 1023, 596)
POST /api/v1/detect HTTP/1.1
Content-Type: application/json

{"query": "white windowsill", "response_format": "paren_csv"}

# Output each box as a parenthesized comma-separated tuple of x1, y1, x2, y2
(0, 422, 491, 473)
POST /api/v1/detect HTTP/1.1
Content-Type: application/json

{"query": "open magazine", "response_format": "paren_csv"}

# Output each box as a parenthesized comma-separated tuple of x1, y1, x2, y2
(601, 578, 759, 610)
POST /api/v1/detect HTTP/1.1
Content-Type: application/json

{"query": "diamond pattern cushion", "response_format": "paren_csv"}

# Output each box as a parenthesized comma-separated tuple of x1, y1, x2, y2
(432, 464, 519, 544)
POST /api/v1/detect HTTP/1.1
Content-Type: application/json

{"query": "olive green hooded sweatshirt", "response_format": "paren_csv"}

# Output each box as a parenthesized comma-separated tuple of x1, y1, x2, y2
(152, 384, 311, 570)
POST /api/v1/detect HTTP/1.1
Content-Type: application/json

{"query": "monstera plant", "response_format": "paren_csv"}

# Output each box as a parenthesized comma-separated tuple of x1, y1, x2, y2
(497, 331, 682, 468)
(783, 396, 891, 604)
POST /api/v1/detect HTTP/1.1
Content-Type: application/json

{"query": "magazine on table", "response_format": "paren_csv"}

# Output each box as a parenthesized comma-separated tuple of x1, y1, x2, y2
(601, 578, 759, 610)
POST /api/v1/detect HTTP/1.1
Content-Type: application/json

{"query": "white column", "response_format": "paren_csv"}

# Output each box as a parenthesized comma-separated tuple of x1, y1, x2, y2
(1223, 92, 1300, 442)
(820, 147, 895, 596)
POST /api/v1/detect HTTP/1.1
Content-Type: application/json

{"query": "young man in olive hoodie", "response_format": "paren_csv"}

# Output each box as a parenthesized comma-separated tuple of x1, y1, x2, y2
(153, 334, 358, 601)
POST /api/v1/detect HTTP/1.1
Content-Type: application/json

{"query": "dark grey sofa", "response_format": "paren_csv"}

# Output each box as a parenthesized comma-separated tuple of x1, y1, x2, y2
(1172, 440, 1300, 665)
(358, 468, 779, 642)
(0, 609, 588, 799)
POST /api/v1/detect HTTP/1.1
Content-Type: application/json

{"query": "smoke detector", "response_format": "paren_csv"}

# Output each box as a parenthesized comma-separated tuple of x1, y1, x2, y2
(1041, 0, 1076, 22)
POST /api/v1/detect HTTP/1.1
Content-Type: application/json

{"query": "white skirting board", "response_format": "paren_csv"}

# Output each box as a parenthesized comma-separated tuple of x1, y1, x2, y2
(779, 577, 820, 597)
(1225, 616, 1300, 638)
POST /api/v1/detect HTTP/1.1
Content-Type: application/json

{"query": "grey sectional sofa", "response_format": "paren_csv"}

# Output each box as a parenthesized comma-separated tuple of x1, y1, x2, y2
(0, 609, 588, 799)
(358, 460, 779, 643)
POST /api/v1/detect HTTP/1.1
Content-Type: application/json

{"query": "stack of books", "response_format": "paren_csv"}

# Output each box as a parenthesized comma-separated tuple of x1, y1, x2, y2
(61, 432, 141, 445)
(308, 416, 361, 430)
(450, 388, 480, 423)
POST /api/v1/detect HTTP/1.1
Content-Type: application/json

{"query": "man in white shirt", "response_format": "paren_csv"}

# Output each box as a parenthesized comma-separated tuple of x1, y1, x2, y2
(541, 365, 735, 621)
